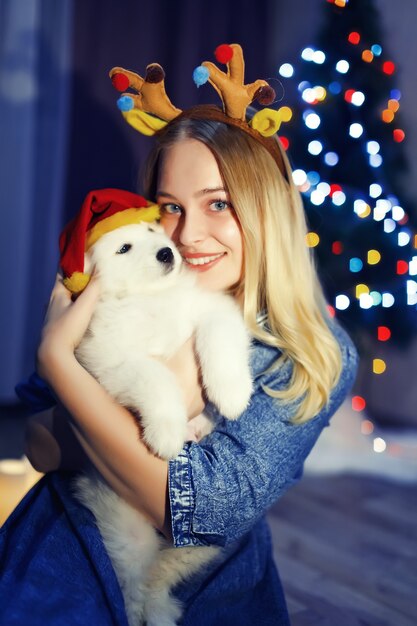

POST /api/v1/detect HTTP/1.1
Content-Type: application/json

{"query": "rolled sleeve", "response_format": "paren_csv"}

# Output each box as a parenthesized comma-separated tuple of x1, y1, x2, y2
(168, 321, 359, 548)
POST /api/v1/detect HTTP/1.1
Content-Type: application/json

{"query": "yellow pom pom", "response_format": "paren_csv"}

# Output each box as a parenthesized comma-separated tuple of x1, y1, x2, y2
(64, 272, 91, 294)
(250, 108, 282, 137)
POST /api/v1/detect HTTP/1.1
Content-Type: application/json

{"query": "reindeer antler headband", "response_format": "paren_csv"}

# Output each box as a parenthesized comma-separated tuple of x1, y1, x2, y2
(109, 44, 290, 176)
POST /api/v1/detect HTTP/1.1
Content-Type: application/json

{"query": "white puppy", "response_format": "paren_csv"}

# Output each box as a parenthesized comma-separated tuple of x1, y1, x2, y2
(73, 221, 253, 626)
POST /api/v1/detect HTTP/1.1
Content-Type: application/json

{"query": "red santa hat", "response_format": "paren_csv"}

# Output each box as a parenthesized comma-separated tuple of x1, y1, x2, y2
(59, 188, 160, 294)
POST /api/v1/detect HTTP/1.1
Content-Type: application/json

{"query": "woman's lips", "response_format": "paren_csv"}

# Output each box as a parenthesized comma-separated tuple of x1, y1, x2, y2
(183, 252, 226, 271)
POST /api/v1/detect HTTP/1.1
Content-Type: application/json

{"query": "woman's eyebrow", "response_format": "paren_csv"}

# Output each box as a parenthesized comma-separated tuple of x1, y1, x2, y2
(196, 187, 227, 197)
(157, 187, 227, 200)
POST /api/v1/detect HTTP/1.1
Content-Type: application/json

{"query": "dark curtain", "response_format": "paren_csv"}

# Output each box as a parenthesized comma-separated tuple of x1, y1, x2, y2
(63, 0, 281, 221)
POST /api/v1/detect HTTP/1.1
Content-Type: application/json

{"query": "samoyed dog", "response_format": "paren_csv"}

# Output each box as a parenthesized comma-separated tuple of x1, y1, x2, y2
(73, 221, 253, 626)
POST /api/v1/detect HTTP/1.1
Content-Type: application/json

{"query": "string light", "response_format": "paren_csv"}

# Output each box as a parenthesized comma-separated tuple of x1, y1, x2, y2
(352, 396, 366, 412)
(306, 232, 320, 247)
(382, 109, 394, 123)
(324, 152, 339, 166)
(350, 258, 363, 272)
(348, 32, 360, 45)
(396, 260, 408, 275)
(279, 136, 290, 150)
(335, 294, 350, 310)
(382, 293, 395, 307)
(382, 61, 395, 75)
(278, 63, 294, 78)
(373, 437, 387, 453)
(393, 129, 405, 142)
(367, 249, 381, 264)
(373, 359, 386, 374)
(349, 123, 363, 138)
(336, 60, 349, 73)
(362, 50, 374, 63)
(356, 284, 369, 298)
(377, 326, 391, 341)
(332, 241, 343, 255)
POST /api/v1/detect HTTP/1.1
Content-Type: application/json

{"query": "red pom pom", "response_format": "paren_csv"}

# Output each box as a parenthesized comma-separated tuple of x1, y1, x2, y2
(255, 85, 275, 105)
(111, 73, 130, 92)
(214, 44, 234, 64)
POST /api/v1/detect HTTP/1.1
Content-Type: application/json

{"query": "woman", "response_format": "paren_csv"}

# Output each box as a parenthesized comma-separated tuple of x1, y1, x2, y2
(1, 55, 358, 625)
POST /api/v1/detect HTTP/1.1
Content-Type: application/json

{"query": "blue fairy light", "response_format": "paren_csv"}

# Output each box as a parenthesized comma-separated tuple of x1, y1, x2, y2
(307, 171, 320, 185)
(369, 154, 383, 168)
(329, 81, 342, 95)
(350, 258, 363, 272)
(324, 152, 339, 166)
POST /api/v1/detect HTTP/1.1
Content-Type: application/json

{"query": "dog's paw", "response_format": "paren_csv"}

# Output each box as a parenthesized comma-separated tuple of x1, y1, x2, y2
(208, 373, 253, 420)
(143, 413, 188, 460)
(144, 590, 182, 626)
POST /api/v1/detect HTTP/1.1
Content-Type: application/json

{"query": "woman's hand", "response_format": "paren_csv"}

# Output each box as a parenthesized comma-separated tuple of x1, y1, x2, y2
(37, 273, 100, 382)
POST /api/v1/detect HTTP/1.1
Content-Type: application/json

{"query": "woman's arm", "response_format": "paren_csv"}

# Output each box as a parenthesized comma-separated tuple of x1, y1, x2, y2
(25, 406, 90, 472)
(36, 274, 204, 540)
(167, 322, 359, 548)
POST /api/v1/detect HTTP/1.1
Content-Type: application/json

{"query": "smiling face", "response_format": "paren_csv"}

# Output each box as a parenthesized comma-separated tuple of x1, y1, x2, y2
(156, 139, 244, 294)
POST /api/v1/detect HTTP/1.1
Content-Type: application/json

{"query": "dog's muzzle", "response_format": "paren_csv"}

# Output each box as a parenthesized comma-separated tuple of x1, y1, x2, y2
(156, 247, 175, 272)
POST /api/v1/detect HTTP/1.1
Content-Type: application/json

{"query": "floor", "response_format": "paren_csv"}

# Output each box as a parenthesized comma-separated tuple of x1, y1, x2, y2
(1, 401, 417, 624)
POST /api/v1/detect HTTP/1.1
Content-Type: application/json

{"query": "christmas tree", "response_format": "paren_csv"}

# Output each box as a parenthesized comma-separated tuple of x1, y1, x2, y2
(277, 0, 417, 350)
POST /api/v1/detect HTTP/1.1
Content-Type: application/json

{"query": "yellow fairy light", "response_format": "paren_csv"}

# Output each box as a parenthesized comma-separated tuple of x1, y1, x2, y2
(382, 109, 394, 123)
(373, 358, 386, 374)
(388, 99, 400, 112)
(356, 284, 369, 298)
(278, 106, 293, 122)
(414, 234, 417, 248)
(306, 232, 320, 247)
(335, 0, 347, 7)
(358, 204, 371, 218)
(367, 249, 381, 264)
(362, 50, 374, 63)
(315, 86, 327, 101)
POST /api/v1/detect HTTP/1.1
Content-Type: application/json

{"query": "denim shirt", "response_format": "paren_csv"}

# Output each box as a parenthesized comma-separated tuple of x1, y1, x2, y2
(168, 319, 359, 549)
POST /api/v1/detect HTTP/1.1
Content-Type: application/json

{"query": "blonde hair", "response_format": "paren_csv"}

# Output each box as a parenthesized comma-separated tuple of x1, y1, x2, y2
(144, 118, 343, 423)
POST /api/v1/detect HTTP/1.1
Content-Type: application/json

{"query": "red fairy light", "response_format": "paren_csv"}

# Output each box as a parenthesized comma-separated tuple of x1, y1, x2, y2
(279, 136, 290, 150)
(382, 61, 395, 75)
(397, 260, 408, 275)
(348, 32, 361, 45)
(352, 396, 366, 411)
(329, 184, 342, 197)
(377, 326, 391, 341)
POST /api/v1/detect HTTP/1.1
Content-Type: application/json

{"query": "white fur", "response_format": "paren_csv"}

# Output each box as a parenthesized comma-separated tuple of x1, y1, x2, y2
(73, 222, 252, 625)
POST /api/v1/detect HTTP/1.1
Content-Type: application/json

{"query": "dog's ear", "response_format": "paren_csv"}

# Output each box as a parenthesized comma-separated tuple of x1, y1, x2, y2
(147, 221, 164, 234)
(83, 250, 94, 275)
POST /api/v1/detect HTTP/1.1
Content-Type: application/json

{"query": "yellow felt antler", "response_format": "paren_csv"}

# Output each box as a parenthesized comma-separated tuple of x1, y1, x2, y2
(201, 44, 273, 121)
(110, 63, 181, 123)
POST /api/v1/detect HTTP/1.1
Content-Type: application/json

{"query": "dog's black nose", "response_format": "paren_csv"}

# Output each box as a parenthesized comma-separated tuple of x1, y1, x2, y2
(156, 247, 174, 265)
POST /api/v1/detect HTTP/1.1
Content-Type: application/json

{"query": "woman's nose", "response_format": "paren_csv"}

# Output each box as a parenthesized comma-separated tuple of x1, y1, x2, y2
(177, 211, 206, 246)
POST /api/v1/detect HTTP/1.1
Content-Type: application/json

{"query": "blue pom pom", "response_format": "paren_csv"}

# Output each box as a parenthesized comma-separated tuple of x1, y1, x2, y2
(117, 95, 134, 112)
(193, 66, 209, 88)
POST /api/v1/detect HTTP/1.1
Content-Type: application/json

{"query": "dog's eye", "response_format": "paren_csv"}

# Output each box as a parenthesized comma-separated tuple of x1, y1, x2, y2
(116, 243, 132, 254)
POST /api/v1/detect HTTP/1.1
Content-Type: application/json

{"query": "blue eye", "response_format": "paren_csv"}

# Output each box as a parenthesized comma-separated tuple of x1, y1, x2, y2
(162, 203, 182, 215)
(117, 243, 132, 254)
(211, 200, 229, 212)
